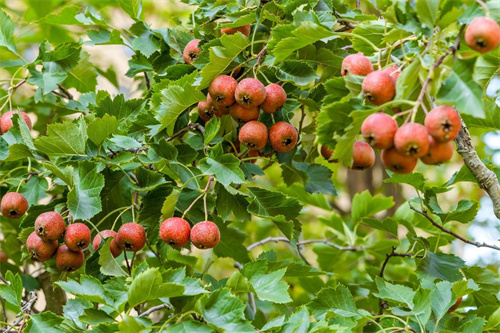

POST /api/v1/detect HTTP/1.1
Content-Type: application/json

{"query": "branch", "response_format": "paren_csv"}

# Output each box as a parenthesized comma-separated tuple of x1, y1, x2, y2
(454, 120, 500, 219)
(246, 236, 363, 252)
(57, 84, 73, 100)
(138, 303, 172, 317)
(143, 72, 151, 90)
(409, 203, 500, 251)
(2, 292, 37, 333)
(166, 123, 205, 142)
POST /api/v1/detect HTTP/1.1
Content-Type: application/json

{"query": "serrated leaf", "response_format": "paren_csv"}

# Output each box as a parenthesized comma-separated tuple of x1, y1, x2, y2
(26, 312, 64, 333)
(384, 172, 426, 190)
(351, 190, 394, 223)
(67, 161, 105, 221)
(63, 50, 98, 93)
(86, 28, 124, 46)
(0, 9, 19, 55)
(204, 116, 220, 145)
(419, 252, 466, 282)
(168, 321, 214, 333)
(307, 286, 360, 320)
(87, 114, 119, 147)
(247, 187, 302, 221)
(375, 277, 415, 309)
(130, 21, 160, 57)
(430, 281, 454, 321)
(35, 118, 87, 156)
(198, 154, 246, 186)
(215, 184, 251, 222)
(416, 0, 439, 29)
(128, 268, 184, 308)
(98, 239, 127, 277)
(242, 261, 291, 303)
(277, 60, 319, 86)
(57, 275, 108, 303)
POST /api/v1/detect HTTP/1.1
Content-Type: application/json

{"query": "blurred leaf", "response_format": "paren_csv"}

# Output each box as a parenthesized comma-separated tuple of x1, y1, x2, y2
(67, 161, 105, 221)
(63, 51, 98, 93)
(419, 252, 466, 282)
(0, 9, 19, 55)
(351, 190, 394, 223)
(242, 261, 291, 303)
(26, 312, 64, 333)
(307, 285, 360, 320)
(416, 0, 439, 29)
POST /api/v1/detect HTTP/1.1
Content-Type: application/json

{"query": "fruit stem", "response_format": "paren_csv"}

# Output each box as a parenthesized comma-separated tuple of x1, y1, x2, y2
(181, 176, 214, 219)
(474, 0, 490, 16)
(95, 206, 131, 229)
(334, 32, 380, 52)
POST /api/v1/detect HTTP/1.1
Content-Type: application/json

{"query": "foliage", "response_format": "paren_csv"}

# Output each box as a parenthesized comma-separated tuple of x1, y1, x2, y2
(1, 0, 500, 332)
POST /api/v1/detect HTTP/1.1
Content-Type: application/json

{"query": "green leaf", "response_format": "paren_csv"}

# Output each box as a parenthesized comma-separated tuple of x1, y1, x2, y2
(204, 116, 220, 146)
(283, 307, 311, 332)
(95, 94, 146, 122)
(384, 172, 426, 190)
(486, 306, 500, 330)
(26, 312, 64, 333)
(430, 281, 453, 321)
(0, 272, 22, 311)
(226, 271, 253, 293)
(351, 21, 386, 54)
(195, 288, 252, 331)
(272, 22, 335, 63)
(198, 154, 246, 187)
(168, 321, 214, 333)
(118, 0, 142, 19)
(437, 59, 485, 118)
(247, 187, 302, 221)
(307, 286, 360, 320)
(109, 135, 142, 150)
(0, 9, 19, 55)
(161, 189, 180, 220)
(362, 217, 399, 236)
(128, 268, 184, 308)
(63, 50, 98, 93)
(198, 33, 251, 88)
(87, 114, 119, 147)
(215, 185, 251, 222)
(277, 60, 319, 86)
(418, 252, 466, 282)
(351, 190, 394, 223)
(37, 5, 82, 25)
(67, 161, 105, 221)
(43, 162, 74, 187)
(99, 239, 127, 277)
(35, 119, 87, 156)
(57, 275, 108, 304)
(19, 177, 48, 206)
(79, 308, 116, 325)
(374, 277, 415, 309)
(86, 28, 124, 46)
(416, 0, 439, 29)
(460, 317, 486, 333)
(213, 223, 250, 263)
(242, 261, 292, 303)
(473, 49, 500, 87)
(130, 21, 160, 57)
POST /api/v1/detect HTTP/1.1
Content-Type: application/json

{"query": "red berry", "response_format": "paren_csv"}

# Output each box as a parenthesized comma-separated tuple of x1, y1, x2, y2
(229, 103, 259, 125)
(116, 223, 146, 252)
(55, 245, 85, 272)
(341, 53, 374, 76)
(160, 217, 191, 248)
(209, 75, 237, 107)
(381, 65, 401, 83)
(26, 232, 58, 262)
(351, 141, 375, 170)
(465, 17, 500, 53)
(424, 106, 461, 142)
(198, 100, 219, 122)
(35, 212, 66, 241)
(420, 137, 454, 165)
(361, 112, 398, 149)
(207, 93, 230, 115)
(234, 78, 266, 108)
(394, 123, 430, 158)
(221, 24, 251, 36)
(260, 84, 287, 114)
(0, 110, 32, 134)
(269, 122, 298, 153)
(183, 39, 201, 65)
(448, 297, 463, 313)
(0, 251, 8, 262)
(320, 145, 338, 163)
(190, 221, 220, 249)
(239, 121, 268, 150)
(64, 223, 91, 251)
(1, 192, 28, 219)
(92, 230, 122, 258)
(381, 147, 418, 174)
(362, 71, 396, 106)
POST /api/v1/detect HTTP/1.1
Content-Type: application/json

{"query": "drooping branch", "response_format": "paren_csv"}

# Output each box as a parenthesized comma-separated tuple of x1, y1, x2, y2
(246, 236, 363, 252)
(409, 203, 500, 251)
(454, 120, 500, 219)
(138, 303, 172, 317)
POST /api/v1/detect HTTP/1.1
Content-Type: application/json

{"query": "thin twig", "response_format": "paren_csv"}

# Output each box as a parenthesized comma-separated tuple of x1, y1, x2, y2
(298, 105, 306, 135)
(138, 303, 172, 317)
(182, 176, 213, 219)
(57, 84, 73, 100)
(474, 0, 490, 15)
(124, 251, 131, 275)
(409, 203, 500, 251)
(144, 72, 151, 90)
(246, 236, 363, 252)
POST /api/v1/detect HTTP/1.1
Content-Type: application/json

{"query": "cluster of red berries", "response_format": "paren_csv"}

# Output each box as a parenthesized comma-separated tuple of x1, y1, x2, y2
(160, 218, 220, 250)
(0, 110, 32, 134)
(322, 106, 461, 174)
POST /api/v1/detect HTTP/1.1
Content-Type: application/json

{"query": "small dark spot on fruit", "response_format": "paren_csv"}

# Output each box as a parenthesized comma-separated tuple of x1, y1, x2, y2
(442, 121, 452, 132)
(10, 210, 17, 216)
(204, 111, 213, 118)
(77, 241, 87, 248)
(242, 96, 251, 104)
(283, 138, 293, 146)
(408, 146, 419, 155)
(125, 243, 133, 249)
(247, 142, 255, 148)
(38, 227, 44, 234)
(215, 96, 224, 102)
(168, 240, 176, 245)
(66, 267, 74, 272)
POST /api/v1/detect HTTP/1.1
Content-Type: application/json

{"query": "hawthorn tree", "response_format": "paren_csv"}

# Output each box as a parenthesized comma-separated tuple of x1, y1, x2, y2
(1, 0, 500, 332)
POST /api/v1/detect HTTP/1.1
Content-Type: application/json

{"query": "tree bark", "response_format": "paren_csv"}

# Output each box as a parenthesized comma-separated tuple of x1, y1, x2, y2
(37, 272, 67, 315)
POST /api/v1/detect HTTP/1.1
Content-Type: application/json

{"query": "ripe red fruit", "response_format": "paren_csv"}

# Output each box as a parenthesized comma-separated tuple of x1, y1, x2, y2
(448, 297, 463, 313)
(0, 110, 32, 134)
(64, 223, 91, 251)
(351, 141, 375, 170)
(0, 251, 8, 262)
(26, 232, 58, 262)
(183, 39, 201, 65)
(361, 112, 398, 149)
(235, 78, 266, 108)
(116, 223, 146, 252)
(35, 212, 65, 241)
(260, 84, 287, 114)
(424, 106, 461, 142)
(341, 53, 374, 76)
(394, 123, 429, 158)
(55, 245, 85, 272)
(320, 145, 339, 162)
(362, 71, 396, 106)
(1, 192, 28, 219)
(207, 93, 229, 115)
(92, 230, 122, 258)
(239, 121, 268, 150)
(381, 65, 401, 83)
(269, 122, 298, 152)
(160, 217, 191, 248)
(190, 221, 220, 249)
(381, 147, 418, 174)
(209, 75, 238, 107)
(248, 149, 259, 163)
(229, 103, 259, 124)
(420, 137, 454, 165)
(221, 24, 251, 36)
(198, 100, 219, 122)
(465, 17, 500, 53)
